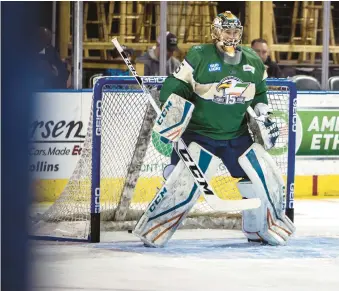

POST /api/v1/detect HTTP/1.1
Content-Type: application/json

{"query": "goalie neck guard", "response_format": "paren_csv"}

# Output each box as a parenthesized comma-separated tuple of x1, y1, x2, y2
(211, 11, 243, 57)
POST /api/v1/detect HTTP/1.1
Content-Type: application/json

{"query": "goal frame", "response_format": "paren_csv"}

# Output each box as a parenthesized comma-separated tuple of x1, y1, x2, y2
(90, 76, 297, 243)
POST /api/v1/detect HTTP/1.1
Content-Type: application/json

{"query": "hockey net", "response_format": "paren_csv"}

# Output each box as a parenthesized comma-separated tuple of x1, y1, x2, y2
(31, 77, 296, 242)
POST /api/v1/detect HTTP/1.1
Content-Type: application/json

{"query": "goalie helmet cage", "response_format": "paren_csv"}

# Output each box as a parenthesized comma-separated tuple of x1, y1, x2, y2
(31, 76, 297, 243)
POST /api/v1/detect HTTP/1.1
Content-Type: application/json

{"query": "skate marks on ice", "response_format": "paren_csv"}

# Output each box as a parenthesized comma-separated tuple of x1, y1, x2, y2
(93, 233, 339, 260)
(92, 199, 339, 259)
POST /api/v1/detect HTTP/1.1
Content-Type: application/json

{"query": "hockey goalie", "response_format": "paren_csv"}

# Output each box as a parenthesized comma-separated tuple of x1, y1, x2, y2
(133, 11, 295, 247)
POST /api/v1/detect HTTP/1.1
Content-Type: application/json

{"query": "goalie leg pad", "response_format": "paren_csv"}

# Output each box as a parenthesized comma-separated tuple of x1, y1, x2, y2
(238, 143, 296, 246)
(133, 142, 219, 247)
(153, 94, 194, 143)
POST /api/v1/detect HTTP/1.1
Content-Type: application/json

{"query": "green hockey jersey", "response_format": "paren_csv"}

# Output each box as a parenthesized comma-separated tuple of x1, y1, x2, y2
(159, 44, 268, 140)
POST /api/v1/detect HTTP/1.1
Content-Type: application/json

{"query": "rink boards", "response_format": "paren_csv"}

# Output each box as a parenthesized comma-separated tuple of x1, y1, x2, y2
(30, 90, 339, 202)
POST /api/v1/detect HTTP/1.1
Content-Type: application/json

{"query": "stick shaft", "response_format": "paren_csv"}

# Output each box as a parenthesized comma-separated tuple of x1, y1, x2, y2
(111, 38, 219, 201)
(111, 38, 161, 115)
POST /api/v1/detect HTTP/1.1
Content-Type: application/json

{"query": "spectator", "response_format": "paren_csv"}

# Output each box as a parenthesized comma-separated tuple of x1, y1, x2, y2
(37, 27, 69, 89)
(105, 46, 134, 76)
(137, 31, 181, 76)
(251, 38, 283, 78)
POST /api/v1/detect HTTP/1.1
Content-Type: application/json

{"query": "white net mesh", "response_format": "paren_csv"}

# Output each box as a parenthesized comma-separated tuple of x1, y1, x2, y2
(31, 79, 292, 241)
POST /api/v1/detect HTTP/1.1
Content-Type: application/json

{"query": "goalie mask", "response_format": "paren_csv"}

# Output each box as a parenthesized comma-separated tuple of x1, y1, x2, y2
(211, 11, 243, 56)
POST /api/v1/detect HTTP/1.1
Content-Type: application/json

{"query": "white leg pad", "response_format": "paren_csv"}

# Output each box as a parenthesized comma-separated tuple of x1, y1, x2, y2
(238, 143, 296, 245)
(153, 94, 194, 143)
(133, 142, 219, 247)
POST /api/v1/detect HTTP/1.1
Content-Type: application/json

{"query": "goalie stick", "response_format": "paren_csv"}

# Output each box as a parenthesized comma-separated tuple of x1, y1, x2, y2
(111, 37, 260, 212)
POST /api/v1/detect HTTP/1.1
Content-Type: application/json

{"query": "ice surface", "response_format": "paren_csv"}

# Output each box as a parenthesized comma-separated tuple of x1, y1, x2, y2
(31, 199, 339, 291)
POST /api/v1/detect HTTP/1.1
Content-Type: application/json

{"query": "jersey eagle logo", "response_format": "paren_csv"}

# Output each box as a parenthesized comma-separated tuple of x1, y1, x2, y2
(213, 76, 250, 105)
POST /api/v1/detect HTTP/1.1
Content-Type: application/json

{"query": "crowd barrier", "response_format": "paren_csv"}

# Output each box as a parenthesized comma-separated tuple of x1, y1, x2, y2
(30, 90, 339, 201)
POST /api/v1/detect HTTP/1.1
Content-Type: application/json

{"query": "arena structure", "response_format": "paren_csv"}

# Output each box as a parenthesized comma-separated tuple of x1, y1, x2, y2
(29, 2, 339, 290)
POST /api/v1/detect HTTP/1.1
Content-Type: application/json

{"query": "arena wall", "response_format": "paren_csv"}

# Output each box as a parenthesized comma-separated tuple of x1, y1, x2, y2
(30, 90, 339, 202)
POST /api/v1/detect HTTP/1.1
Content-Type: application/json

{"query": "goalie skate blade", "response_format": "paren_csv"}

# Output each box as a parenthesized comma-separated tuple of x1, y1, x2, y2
(205, 197, 261, 212)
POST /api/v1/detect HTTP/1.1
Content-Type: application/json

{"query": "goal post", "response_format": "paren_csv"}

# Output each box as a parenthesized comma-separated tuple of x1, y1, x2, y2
(31, 76, 297, 243)
(282, 79, 297, 222)
(262, 79, 297, 223)
(91, 77, 160, 242)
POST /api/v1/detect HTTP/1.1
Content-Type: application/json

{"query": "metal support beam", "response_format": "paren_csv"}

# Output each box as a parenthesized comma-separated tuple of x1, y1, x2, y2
(52, 1, 57, 47)
(321, 1, 330, 90)
(73, 1, 83, 89)
(119, 1, 126, 43)
(80, 42, 339, 54)
(58, 1, 70, 59)
(261, 2, 273, 59)
(159, 1, 167, 76)
(245, 2, 261, 43)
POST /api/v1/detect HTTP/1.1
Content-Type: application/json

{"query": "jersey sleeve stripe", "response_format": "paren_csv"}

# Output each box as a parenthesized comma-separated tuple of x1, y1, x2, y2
(173, 59, 196, 89)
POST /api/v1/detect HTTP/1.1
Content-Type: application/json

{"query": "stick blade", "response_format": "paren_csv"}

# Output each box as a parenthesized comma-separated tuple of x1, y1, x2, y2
(204, 196, 261, 212)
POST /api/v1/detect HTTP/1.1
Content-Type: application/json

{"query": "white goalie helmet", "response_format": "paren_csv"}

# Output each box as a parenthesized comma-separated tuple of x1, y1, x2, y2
(211, 11, 243, 54)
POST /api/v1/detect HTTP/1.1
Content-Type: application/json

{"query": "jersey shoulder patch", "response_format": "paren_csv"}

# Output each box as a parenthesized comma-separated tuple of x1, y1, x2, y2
(240, 46, 266, 78)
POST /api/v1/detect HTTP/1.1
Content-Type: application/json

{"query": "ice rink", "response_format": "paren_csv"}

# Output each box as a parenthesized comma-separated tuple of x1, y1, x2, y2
(31, 199, 339, 291)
